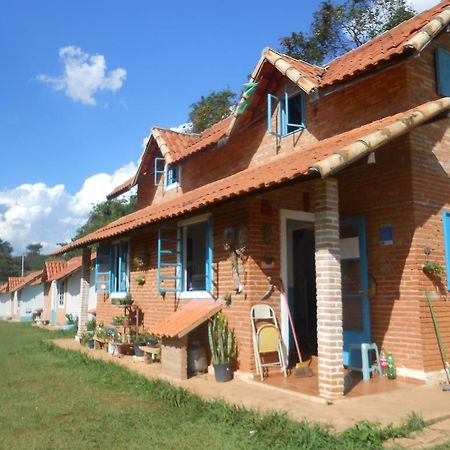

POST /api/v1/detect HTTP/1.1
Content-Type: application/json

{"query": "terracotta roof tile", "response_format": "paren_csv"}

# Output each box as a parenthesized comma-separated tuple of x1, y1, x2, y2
(0, 283, 8, 293)
(44, 260, 68, 280)
(8, 277, 24, 292)
(29, 274, 44, 287)
(14, 271, 43, 291)
(150, 301, 224, 338)
(155, 117, 233, 164)
(155, 128, 200, 161)
(46, 254, 95, 281)
(106, 177, 135, 200)
(55, 98, 450, 254)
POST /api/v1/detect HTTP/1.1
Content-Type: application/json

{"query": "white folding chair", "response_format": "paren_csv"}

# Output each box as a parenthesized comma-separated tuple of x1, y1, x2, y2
(250, 304, 287, 380)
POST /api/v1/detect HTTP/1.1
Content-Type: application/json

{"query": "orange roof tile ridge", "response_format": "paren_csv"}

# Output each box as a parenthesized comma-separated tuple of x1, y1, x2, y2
(266, 47, 325, 71)
(153, 126, 201, 137)
(322, 1, 450, 78)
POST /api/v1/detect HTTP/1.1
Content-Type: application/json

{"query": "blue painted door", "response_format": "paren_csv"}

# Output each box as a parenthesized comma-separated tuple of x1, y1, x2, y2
(340, 217, 370, 366)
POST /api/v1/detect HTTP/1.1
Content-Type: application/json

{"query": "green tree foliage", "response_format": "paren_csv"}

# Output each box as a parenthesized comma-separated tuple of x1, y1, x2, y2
(188, 89, 237, 133)
(280, 0, 416, 65)
(72, 196, 137, 241)
(26, 243, 43, 256)
(24, 243, 47, 273)
(0, 239, 21, 283)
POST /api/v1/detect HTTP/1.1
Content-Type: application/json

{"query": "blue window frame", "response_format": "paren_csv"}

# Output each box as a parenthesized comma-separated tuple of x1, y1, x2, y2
(95, 241, 129, 293)
(154, 157, 165, 186)
(165, 164, 179, 189)
(436, 46, 450, 97)
(267, 90, 306, 137)
(157, 217, 212, 294)
(154, 157, 180, 190)
(443, 212, 450, 290)
(58, 281, 65, 307)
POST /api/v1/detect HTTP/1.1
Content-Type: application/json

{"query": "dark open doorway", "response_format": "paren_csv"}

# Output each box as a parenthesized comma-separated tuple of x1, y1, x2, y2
(290, 225, 317, 363)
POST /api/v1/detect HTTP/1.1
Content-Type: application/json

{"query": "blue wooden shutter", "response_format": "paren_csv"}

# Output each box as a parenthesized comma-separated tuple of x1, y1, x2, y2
(95, 245, 111, 293)
(267, 94, 282, 137)
(444, 212, 450, 290)
(119, 241, 129, 292)
(205, 217, 213, 292)
(436, 47, 450, 97)
(157, 226, 182, 293)
(154, 157, 166, 186)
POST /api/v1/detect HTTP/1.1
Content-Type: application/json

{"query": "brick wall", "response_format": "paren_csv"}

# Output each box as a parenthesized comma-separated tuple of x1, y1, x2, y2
(406, 31, 450, 375)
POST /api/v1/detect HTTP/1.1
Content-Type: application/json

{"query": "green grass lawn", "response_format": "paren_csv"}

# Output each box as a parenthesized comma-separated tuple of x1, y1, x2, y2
(0, 322, 426, 449)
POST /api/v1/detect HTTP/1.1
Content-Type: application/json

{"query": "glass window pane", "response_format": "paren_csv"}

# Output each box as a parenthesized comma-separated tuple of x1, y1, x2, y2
(185, 221, 208, 291)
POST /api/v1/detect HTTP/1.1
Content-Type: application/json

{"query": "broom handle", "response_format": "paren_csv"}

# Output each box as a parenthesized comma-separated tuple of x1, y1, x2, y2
(279, 278, 303, 363)
(426, 289, 450, 383)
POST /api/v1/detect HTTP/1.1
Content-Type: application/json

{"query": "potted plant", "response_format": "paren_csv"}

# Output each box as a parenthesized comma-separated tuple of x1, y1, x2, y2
(106, 328, 119, 354)
(112, 315, 126, 326)
(120, 293, 134, 306)
(86, 317, 96, 332)
(110, 292, 127, 305)
(208, 312, 237, 382)
(131, 332, 147, 356)
(146, 334, 160, 348)
(81, 331, 94, 349)
(423, 261, 443, 277)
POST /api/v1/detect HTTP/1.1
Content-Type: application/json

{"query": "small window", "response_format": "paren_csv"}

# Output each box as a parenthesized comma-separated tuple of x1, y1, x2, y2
(436, 47, 450, 97)
(153, 158, 180, 190)
(157, 216, 212, 295)
(58, 281, 65, 307)
(444, 212, 450, 290)
(95, 241, 129, 293)
(267, 90, 306, 137)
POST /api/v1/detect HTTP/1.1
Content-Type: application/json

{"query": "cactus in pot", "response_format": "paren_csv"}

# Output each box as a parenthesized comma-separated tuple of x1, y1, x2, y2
(208, 312, 237, 382)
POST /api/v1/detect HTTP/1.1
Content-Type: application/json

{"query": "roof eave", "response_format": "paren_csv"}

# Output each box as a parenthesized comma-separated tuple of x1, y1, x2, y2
(404, 6, 450, 52)
(310, 97, 450, 177)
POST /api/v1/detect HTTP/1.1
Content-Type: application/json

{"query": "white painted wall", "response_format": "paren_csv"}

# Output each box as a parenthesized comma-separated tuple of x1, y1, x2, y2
(20, 284, 44, 320)
(0, 292, 12, 319)
(88, 267, 96, 313)
(66, 267, 97, 320)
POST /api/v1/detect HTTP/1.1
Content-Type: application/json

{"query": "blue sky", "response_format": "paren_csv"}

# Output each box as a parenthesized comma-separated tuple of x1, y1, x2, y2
(0, 0, 436, 253)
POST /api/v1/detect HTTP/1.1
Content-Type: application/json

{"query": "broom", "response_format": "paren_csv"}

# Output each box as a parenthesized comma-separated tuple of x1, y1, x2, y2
(279, 278, 313, 377)
(426, 289, 450, 391)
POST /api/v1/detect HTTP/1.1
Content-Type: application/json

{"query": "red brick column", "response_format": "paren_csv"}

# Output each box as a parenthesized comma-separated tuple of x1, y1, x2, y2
(314, 178, 344, 399)
(161, 336, 188, 380)
(77, 247, 91, 338)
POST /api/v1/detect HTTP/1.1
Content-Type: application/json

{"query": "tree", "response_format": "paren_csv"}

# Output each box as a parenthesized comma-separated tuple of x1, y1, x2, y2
(0, 239, 21, 283)
(279, 0, 416, 65)
(188, 89, 237, 133)
(26, 243, 43, 256)
(72, 195, 137, 241)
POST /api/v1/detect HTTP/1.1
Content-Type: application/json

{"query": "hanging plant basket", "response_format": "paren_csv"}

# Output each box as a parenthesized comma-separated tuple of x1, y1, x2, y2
(422, 261, 443, 277)
(136, 275, 146, 286)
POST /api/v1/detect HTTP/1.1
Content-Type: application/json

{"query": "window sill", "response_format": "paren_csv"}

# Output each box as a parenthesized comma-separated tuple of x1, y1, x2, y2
(178, 291, 212, 300)
(165, 182, 180, 192)
(110, 292, 128, 300)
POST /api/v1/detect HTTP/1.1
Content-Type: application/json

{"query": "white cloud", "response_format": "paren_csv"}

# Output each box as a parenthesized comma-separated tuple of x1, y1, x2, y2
(410, 0, 437, 12)
(170, 122, 193, 133)
(37, 46, 126, 105)
(0, 162, 137, 255)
